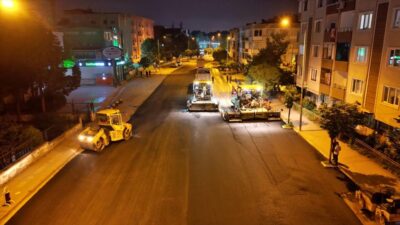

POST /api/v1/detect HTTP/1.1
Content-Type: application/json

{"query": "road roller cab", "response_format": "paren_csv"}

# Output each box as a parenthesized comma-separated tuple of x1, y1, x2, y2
(78, 109, 133, 151)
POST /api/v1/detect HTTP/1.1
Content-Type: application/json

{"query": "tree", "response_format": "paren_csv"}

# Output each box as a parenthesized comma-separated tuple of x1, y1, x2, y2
(184, 49, 193, 58)
(0, 13, 68, 116)
(247, 63, 281, 91)
(246, 32, 290, 92)
(212, 48, 228, 62)
(252, 32, 289, 67)
(139, 57, 151, 69)
(319, 103, 366, 163)
(141, 39, 158, 63)
(283, 86, 299, 127)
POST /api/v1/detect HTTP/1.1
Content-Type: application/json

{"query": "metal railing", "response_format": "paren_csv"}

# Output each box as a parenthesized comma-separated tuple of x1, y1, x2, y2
(354, 139, 400, 172)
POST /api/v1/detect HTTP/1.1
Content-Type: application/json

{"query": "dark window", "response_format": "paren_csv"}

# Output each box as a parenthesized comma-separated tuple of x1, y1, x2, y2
(317, 0, 323, 8)
(304, 0, 308, 11)
(336, 43, 350, 61)
(103, 20, 108, 25)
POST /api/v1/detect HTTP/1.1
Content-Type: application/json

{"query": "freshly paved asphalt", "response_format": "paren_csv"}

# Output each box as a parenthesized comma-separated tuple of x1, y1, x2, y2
(8, 65, 361, 225)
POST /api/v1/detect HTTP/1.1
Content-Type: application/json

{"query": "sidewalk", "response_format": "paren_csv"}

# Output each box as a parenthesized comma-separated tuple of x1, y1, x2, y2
(0, 66, 176, 224)
(276, 100, 400, 192)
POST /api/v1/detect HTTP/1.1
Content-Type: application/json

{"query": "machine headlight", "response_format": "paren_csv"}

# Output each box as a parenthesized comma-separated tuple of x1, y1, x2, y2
(87, 137, 93, 142)
(78, 135, 85, 141)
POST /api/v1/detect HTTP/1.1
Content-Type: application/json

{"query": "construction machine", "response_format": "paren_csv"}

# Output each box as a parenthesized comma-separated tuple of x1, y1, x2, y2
(220, 84, 281, 122)
(356, 186, 400, 225)
(78, 109, 133, 152)
(187, 68, 219, 112)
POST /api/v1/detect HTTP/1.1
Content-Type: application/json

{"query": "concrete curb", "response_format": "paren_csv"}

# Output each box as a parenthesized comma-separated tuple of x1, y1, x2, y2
(0, 67, 176, 224)
(0, 147, 83, 225)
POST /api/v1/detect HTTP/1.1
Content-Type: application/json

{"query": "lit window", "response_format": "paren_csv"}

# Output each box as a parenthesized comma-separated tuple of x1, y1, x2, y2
(104, 32, 113, 41)
(323, 43, 334, 59)
(310, 68, 318, 81)
(394, 9, 400, 28)
(299, 45, 304, 55)
(355, 47, 368, 63)
(359, 12, 373, 30)
(383, 86, 400, 105)
(351, 79, 363, 94)
(388, 49, 400, 67)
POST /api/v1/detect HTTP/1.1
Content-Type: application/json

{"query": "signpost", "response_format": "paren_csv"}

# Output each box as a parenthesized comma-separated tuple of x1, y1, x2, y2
(103, 47, 123, 86)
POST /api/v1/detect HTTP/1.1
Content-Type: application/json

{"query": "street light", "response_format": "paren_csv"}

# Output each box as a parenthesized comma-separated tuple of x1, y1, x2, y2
(280, 17, 290, 28)
(226, 36, 231, 61)
(1, 0, 15, 9)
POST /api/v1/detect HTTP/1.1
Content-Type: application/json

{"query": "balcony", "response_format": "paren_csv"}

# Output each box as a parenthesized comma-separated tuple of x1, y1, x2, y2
(331, 84, 346, 100)
(337, 30, 352, 43)
(334, 61, 349, 72)
(326, 0, 356, 15)
(324, 31, 336, 43)
(319, 83, 331, 95)
(322, 59, 333, 69)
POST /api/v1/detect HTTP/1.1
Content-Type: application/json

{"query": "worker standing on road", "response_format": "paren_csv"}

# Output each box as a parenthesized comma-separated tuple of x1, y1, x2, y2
(333, 140, 341, 166)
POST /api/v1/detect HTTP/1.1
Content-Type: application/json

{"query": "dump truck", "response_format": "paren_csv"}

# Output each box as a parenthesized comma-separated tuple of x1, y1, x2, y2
(220, 84, 281, 122)
(187, 68, 219, 112)
(78, 109, 133, 152)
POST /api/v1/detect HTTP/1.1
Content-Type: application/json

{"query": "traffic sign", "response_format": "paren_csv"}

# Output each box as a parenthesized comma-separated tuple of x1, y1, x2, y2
(103, 47, 122, 59)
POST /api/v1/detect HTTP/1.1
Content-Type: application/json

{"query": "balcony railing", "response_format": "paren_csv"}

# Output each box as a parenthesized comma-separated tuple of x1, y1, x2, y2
(320, 83, 331, 95)
(326, 0, 356, 15)
(322, 59, 334, 69)
(334, 61, 349, 72)
(331, 84, 346, 100)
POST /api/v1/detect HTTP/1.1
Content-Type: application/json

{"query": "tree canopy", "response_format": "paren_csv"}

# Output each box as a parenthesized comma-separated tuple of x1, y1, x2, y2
(247, 63, 281, 91)
(141, 38, 158, 63)
(212, 48, 228, 62)
(0, 13, 76, 114)
(252, 32, 289, 66)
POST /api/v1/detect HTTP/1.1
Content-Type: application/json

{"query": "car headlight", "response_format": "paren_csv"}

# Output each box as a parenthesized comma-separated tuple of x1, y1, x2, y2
(78, 135, 85, 141)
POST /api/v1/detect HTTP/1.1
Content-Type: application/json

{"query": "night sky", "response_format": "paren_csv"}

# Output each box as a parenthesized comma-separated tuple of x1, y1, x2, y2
(57, 0, 298, 31)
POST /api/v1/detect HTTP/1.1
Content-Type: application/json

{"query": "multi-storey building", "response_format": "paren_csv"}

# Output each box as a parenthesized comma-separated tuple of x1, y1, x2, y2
(297, 0, 400, 129)
(237, 20, 300, 67)
(131, 15, 154, 62)
(228, 28, 240, 62)
(57, 9, 154, 84)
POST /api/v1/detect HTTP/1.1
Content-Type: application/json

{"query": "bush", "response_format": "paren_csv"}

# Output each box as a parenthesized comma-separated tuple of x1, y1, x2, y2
(303, 98, 317, 111)
(0, 122, 44, 149)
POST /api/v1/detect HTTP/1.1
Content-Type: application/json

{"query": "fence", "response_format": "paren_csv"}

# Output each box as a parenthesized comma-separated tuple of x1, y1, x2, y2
(0, 142, 34, 170)
(292, 102, 322, 122)
(354, 139, 400, 172)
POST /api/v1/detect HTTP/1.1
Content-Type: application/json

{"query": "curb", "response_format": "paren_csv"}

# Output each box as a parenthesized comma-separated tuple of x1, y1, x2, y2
(0, 146, 83, 225)
(0, 67, 177, 224)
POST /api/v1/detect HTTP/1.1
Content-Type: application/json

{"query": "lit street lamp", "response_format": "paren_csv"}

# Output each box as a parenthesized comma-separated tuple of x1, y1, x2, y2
(1, 0, 15, 9)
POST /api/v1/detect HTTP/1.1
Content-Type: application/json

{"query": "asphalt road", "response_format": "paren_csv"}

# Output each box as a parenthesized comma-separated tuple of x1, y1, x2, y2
(8, 65, 361, 225)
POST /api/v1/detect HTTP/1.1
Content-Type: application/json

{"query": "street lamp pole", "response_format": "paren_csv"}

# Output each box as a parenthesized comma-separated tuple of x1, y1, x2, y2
(299, 26, 308, 131)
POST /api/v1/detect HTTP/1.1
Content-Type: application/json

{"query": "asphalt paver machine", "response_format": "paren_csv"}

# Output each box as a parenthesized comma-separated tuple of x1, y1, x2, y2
(187, 68, 219, 112)
(220, 84, 281, 122)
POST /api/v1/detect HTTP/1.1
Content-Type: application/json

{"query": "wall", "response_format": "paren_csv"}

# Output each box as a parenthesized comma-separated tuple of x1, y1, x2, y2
(0, 123, 82, 187)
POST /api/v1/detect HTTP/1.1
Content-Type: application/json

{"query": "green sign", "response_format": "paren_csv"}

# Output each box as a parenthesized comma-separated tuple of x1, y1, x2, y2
(63, 59, 75, 68)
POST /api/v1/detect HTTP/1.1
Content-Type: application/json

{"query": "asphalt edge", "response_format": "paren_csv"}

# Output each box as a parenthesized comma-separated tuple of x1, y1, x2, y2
(0, 68, 175, 225)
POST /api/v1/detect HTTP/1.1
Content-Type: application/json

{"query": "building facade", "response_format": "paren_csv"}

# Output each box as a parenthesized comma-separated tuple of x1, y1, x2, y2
(228, 28, 240, 62)
(297, 0, 400, 129)
(237, 21, 299, 66)
(131, 15, 154, 62)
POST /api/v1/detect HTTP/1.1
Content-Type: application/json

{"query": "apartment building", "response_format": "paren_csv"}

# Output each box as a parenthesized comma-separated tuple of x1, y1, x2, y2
(228, 28, 240, 62)
(131, 15, 154, 62)
(297, 0, 400, 129)
(238, 21, 299, 68)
